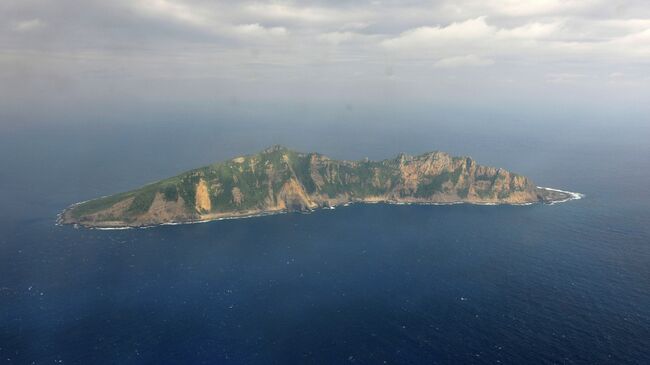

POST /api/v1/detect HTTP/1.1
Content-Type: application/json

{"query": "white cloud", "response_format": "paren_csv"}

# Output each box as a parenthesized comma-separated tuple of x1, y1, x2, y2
(485, 0, 601, 17)
(131, 0, 290, 41)
(133, 0, 217, 30)
(382, 17, 563, 51)
(243, 3, 335, 24)
(434, 54, 494, 68)
(610, 28, 650, 55)
(242, 2, 373, 28)
(11, 19, 44, 32)
(2, 0, 649, 107)
(379, 14, 650, 65)
(545, 73, 587, 83)
(318, 31, 355, 45)
(233, 23, 288, 37)
(496, 22, 561, 39)
(382, 17, 494, 49)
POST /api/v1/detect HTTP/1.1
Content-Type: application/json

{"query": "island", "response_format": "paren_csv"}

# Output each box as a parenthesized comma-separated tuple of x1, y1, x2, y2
(59, 145, 579, 228)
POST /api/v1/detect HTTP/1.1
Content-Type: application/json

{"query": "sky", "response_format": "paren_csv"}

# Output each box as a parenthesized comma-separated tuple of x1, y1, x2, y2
(1, 0, 650, 123)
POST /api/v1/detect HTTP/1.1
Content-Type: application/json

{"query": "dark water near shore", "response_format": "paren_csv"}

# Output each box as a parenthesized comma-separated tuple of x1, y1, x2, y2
(1, 108, 649, 364)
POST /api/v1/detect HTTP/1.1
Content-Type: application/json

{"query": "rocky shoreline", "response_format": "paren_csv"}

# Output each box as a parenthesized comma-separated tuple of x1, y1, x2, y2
(58, 186, 581, 230)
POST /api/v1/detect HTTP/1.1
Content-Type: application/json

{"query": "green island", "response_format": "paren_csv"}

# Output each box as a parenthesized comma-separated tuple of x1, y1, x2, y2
(59, 145, 576, 228)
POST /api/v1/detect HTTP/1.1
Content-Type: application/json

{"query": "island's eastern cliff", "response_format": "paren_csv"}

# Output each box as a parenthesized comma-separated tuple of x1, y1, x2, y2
(60, 145, 570, 228)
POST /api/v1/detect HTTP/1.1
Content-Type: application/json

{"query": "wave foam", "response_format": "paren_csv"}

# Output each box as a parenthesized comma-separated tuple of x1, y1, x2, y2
(537, 186, 584, 205)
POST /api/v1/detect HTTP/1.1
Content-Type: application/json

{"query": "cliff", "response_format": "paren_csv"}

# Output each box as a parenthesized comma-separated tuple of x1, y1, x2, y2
(59, 145, 571, 228)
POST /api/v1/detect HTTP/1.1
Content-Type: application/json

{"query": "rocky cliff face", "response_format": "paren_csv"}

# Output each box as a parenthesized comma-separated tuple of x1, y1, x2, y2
(60, 145, 563, 228)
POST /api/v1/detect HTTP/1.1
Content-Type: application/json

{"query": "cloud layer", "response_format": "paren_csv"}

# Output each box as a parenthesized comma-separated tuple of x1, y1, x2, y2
(1, 0, 649, 112)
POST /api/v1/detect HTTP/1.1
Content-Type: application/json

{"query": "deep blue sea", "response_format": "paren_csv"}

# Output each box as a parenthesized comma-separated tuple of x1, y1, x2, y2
(1, 106, 649, 364)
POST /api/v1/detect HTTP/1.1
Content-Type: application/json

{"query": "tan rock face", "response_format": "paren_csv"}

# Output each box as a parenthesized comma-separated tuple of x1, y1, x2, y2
(371, 168, 384, 188)
(399, 162, 421, 193)
(277, 178, 316, 211)
(309, 155, 327, 189)
(420, 152, 453, 175)
(394, 153, 456, 196)
(195, 179, 212, 213)
(232, 187, 243, 206)
(141, 193, 188, 224)
(74, 196, 135, 224)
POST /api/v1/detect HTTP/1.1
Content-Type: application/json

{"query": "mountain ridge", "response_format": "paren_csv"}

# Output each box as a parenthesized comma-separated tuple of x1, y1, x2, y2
(59, 145, 573, 228)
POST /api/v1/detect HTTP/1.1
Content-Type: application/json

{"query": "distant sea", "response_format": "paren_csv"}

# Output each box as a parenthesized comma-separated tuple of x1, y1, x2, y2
(1, 106, 649, 364)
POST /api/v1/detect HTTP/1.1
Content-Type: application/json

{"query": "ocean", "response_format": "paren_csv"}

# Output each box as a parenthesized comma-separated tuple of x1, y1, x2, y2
(1, 106, 649, 364)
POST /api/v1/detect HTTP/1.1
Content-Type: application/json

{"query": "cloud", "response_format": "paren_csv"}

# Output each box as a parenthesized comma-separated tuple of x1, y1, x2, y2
(380, 16, 569, 66)
(134, 0, 212, 29)
(378, 13, 650, 67)
(1, 0, 649, 109)
(233, 23, 288, 37)
(485, 0, 601, 17)
(545, 73, 587, 83)
(434, 54, 494, 68)
(129, 0, 290, 41)
(316, 31, 376, 45)
(496, 22, 561, 39)
(10, 19, 44, 32)
(242, 3, 354, 25)
(318, 31, 355, 45)
(382, 17, 494, 49)
(610, 28, 650, 55)
(382, 17, 562, 50)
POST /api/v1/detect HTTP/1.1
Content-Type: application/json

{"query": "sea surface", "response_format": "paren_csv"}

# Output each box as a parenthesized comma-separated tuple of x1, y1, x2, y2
(1, 107, 649, 364)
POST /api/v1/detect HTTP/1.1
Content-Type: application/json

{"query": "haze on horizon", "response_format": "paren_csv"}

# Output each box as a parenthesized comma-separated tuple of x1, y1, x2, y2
(2, 0, 650, 124)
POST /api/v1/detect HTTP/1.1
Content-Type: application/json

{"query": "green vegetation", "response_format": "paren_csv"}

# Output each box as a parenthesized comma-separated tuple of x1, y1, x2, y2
(127, 185, 158, 214)
(162, 184, 178, 201)
(70, 191, 134, 218)
(458, 187, 470, 198)
(415, 171, 452, 197)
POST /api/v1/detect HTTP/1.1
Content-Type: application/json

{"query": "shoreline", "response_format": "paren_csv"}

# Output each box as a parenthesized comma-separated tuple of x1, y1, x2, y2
(58, 187, 583, 230)
(536, 186, 584, 204)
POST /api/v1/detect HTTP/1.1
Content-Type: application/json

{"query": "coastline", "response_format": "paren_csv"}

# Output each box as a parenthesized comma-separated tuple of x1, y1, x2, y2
(58, 187, 583, 230)
(536, 186, 584, 204)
